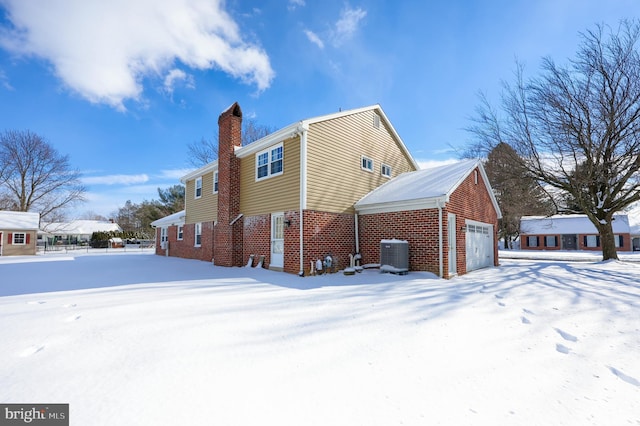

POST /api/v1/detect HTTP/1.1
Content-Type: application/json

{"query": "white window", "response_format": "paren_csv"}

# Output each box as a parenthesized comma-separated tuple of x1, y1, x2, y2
(615, 235, 624, 248)
(195, 177, 202, 199)
(213, 172, 218, 194)
(194, 223, 202, 247)
(256, 143, 283, 180)
(12, 232, 26, 245)
(361, 156, 373, 172)
(381, 164, 391, 177)
(527, 236, 539, 247)
(585, 235, 599, 248)
(160, 227, 167, 243)
(545, 236, 557, 247)
(177, 225, 184, 241)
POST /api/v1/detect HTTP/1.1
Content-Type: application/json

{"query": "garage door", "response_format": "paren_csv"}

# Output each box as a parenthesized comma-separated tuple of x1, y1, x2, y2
(465, 221, 494, 272)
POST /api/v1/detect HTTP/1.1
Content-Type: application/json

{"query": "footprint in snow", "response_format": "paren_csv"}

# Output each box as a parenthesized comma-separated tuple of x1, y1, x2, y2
(19, 345, 45, 357)
(554, 328, 578, 342)
(27, 301, 46, 305)
(65, 314, 81, 322)
(608, 366, 640, 387)
(521, 316, 531, 324)
(523, 308, 535, 315)
(63, 303, 77, 308)
(556, 344, 571, 354)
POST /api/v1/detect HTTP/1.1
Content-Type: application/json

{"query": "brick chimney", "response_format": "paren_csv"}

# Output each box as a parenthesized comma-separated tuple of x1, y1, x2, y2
(214, 102, 243, 267)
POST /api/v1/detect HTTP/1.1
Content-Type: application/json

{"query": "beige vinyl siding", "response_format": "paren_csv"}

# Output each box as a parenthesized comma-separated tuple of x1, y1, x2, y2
(184, 171, 218, 224)
(2, 230, 37, 255)
(306, 110, 417, 213)
(240, 137, 300, 216)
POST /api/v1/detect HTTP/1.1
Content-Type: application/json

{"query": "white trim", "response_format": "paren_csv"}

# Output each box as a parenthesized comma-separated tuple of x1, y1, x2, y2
(194, 222, 202, 247)
(213, 171, 218, 194)
(177, 225, 184, 241)
(361, 155, 374, 172)
(356, 196, 448, 215)
(255, 143, 284, 181)
(181, 162, 217, 184)
(12, 232, 26, 245)
(194, 177, 202, 199)
(381, 163, 392, 178)
(299, 125, 308, 275)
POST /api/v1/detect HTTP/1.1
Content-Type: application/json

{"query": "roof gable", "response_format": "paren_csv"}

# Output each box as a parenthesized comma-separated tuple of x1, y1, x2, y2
(355, 159, 501, 216)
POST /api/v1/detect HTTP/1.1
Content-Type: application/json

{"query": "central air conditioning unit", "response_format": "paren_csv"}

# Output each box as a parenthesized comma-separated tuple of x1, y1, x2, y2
(380, 239, 409, 275)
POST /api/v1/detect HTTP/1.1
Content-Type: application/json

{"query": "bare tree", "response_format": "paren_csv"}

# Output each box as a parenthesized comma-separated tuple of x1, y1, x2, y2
(186, 118, 275, 167)
(0, 130, 86, 221)
(467, 20, 640, 260)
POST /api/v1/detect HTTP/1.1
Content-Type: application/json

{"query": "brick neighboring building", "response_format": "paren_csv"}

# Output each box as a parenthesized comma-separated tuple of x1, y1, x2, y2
(152, 103, 501, 278)
(520, 214, 632, 252)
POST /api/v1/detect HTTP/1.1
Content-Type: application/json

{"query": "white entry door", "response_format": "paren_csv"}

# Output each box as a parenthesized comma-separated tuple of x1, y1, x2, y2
(271, 213, 284, 269)
(448, 213, 457, 276)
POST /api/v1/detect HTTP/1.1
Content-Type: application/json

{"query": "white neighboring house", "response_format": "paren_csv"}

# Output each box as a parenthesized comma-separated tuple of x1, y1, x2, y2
(0, 211, 40, 256)
(40, 220, 122, 247)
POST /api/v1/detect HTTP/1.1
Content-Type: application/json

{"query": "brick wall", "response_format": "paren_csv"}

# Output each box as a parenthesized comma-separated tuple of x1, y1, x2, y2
(445, 167, 500, 275)
(156, 222, 215, 262)
(243, 214, 271, 267)
(358, 209, 441, 276)
(300, 210, 355, 275)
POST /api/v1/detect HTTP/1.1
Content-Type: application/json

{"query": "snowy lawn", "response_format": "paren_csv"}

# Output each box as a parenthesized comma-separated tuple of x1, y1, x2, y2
(1, 251, 639, 425)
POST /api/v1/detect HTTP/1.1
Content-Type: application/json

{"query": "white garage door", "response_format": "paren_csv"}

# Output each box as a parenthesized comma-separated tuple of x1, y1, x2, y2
(465, 221, 494, 272)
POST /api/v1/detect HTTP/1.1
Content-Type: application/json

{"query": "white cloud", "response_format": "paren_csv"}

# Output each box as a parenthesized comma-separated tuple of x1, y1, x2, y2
(82, 174, 150, 185)
(163, 68, 195, 95)
(304, 29, 325, 49)
(304, 5, 366, 49)
(0, 0, 274, 110)
(288, 0, 306, 10)
(0, 69, 13, 90)
(331, 6, 367, 47)
(157, 168, 195, 180)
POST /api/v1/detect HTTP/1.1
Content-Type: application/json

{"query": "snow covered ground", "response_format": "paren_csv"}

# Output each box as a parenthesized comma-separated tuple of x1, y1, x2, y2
(1, 250, 639, 425)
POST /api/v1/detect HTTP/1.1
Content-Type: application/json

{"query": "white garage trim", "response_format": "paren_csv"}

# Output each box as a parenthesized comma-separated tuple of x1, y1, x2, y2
(465, 219, 494, 272)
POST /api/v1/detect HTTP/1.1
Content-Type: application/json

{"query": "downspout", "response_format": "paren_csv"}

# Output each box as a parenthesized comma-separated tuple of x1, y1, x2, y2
(298, 123, 309, 276)
(354, 213, 360, 254)
(438, 200, 443, 278)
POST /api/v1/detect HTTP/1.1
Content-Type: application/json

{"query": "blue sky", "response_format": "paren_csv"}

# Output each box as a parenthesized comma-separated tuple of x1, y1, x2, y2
(0, 0, 637, 218)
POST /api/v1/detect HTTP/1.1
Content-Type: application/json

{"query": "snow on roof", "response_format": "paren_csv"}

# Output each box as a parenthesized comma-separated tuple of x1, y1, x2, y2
(356, 159, 497, 214)
(0, 211, 40, 230)
(520, 214, 631, 235)
(42, 220, 122, 235)
(624, 201, 640, 235)
(150, 210, 186, 227)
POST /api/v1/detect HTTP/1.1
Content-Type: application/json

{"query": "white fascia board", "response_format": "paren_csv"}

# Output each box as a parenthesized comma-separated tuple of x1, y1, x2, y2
(180, 162, 217, 183)
(355, 197, 447, 215)
(236, 123, 304, 158)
